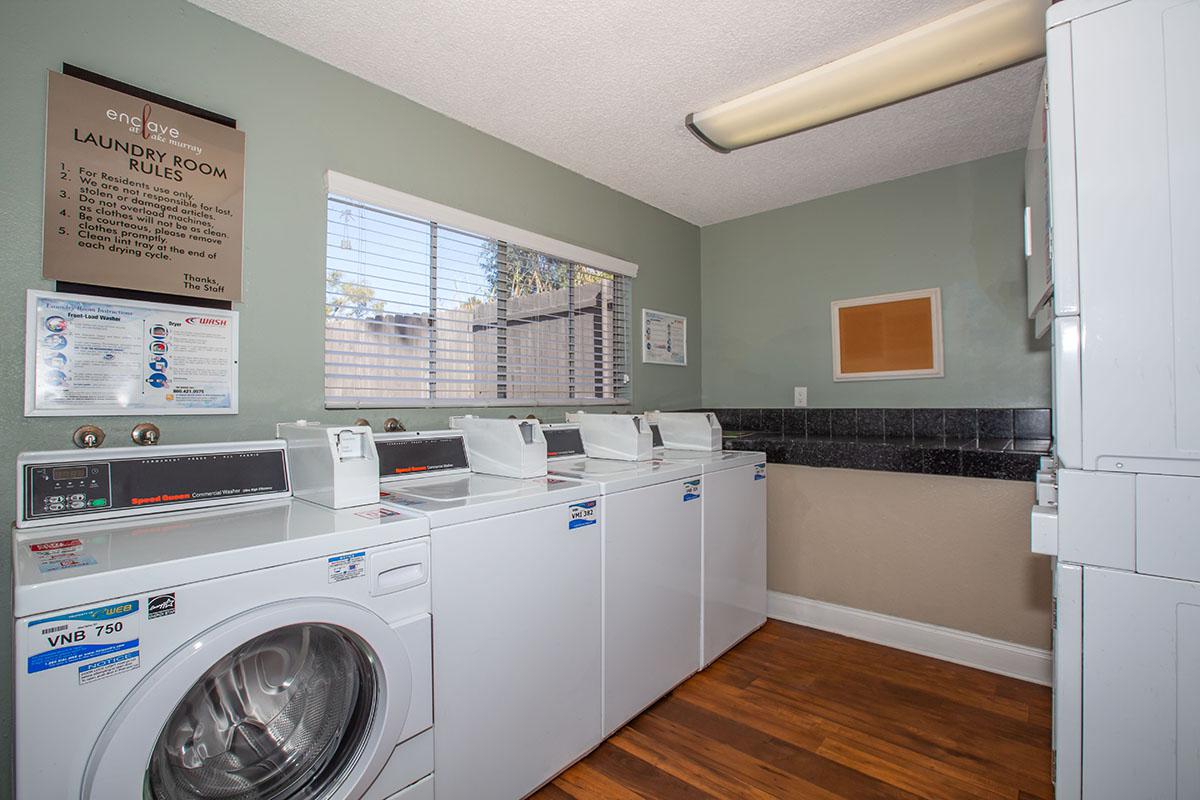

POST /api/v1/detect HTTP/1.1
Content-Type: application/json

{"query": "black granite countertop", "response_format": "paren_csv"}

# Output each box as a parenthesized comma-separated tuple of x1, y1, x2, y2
(705, 406, 1053, 482)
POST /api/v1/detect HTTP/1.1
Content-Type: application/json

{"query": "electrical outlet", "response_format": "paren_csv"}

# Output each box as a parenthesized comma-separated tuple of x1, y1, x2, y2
(793, 387, 808, 407)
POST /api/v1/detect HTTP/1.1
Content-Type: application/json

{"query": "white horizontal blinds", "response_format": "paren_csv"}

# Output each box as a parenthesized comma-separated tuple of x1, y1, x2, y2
(324, 194, 631, 408)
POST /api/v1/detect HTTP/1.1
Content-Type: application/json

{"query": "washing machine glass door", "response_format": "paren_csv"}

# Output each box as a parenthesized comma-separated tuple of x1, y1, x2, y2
(147, 622, 376, 800)
(83, 598, 416, 800)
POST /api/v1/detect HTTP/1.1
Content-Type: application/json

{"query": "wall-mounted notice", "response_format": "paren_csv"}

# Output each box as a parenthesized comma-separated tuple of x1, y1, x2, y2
(25, 290, 239, 416)
(642, 309, 687, 366)
(42, 71, 245, 301)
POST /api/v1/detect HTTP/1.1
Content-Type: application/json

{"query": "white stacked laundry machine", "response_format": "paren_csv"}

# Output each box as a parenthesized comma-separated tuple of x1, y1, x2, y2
(1028, 1, 1200, 797)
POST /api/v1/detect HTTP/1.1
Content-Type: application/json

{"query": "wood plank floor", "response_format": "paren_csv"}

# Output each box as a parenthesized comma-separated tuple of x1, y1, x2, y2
(533, 620, 1052, 800)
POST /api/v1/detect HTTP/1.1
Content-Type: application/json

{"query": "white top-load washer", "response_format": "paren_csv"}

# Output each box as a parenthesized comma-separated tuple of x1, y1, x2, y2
(374, 422, 602, 800)
(651, 412, 768, 666)
(12, 440, 435, 800)
(544, 418, 703, 737)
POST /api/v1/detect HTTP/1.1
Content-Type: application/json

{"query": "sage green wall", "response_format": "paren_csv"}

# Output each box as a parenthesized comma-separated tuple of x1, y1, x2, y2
(0, 1, 701, 789)
(700, 151, 1050, 409)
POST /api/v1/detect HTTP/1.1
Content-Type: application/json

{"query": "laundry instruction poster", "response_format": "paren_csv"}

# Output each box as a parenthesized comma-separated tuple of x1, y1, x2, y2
(25, 290, 238, 416)
(41, 70, 245, 301)
(642, 308, 687, 366)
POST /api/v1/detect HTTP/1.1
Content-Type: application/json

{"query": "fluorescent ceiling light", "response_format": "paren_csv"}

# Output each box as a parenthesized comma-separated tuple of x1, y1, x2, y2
(686, 0, 1048, 152)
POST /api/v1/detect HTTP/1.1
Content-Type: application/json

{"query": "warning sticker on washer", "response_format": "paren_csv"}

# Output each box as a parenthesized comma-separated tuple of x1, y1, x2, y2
(79, 650, 140, 685)
(328, 551, 366, 583)
(26, 600, 139, 674)
(354, 507, 401, 520)
(754, 463, 767, 480)
(568, 500, 598, 530)
(683, 479, 701, 502)
(28, 538, 97, 573)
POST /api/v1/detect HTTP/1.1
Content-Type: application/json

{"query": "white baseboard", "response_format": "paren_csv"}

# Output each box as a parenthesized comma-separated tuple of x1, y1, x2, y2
(767, 591, 1051, 686)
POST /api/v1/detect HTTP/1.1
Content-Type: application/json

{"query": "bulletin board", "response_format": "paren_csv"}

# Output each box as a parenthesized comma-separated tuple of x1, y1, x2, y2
(831, 288, 943, 381)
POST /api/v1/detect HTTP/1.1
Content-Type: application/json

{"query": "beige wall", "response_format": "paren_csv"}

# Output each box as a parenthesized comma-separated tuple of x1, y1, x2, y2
(767, 464, 1052, 649)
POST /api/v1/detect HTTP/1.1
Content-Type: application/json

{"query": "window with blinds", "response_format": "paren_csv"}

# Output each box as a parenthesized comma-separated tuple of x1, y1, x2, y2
(325, 194, 632, 407)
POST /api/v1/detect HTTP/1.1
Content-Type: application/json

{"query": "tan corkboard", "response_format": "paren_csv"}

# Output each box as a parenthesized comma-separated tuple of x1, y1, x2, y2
(832, 289, 943, 381)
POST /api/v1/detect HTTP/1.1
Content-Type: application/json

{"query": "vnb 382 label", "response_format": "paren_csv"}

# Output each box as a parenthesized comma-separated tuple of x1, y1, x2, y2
(683, 479, 702, 502)
(568, 500, 599, 530)
(27, 600, 140, 675)
(754, 463, 767, 480)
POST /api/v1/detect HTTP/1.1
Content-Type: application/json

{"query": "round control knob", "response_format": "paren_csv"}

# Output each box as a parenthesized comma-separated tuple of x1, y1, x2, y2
(383, 418, 405, 432)
(72, 425, 106, 449)
(354, 418, 371, 428)
(131, 423, 161, 446)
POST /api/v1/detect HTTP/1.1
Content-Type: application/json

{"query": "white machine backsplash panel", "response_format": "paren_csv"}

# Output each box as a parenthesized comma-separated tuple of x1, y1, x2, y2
(1052, 0, 1200, 474)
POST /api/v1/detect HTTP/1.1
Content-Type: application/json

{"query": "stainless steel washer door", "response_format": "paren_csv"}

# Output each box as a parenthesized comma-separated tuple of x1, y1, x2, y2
(146, 623, 377, 799)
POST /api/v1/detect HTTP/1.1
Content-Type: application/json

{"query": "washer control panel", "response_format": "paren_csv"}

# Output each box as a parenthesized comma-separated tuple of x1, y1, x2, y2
(18, 444, 291, 528)
(28, 463, 112, 516)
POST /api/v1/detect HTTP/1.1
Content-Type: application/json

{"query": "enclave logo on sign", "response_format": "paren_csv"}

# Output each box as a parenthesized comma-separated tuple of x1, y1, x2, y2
(147, 593, 176, 620)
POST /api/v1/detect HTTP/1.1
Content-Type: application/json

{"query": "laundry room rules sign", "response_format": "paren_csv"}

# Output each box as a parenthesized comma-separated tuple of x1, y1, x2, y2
(42, 71, 245, 301)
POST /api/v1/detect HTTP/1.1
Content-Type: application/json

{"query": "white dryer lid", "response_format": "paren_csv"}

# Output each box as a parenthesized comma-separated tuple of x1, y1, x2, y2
(655, 448, 767, 473)
(548, 457, 699, 493)
(379, 472, 597, 527)
(10, 499, 428, 618)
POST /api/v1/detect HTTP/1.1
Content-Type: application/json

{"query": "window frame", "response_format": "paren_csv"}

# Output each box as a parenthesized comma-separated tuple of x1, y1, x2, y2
(323, 172, 636, 409)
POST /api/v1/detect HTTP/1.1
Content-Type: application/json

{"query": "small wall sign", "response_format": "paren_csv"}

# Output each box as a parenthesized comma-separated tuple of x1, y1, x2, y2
(642, 309, 687, 367)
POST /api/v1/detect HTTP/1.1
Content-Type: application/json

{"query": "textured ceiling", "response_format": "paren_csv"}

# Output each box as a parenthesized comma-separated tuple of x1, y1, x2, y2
(190, 0, 1043, 226)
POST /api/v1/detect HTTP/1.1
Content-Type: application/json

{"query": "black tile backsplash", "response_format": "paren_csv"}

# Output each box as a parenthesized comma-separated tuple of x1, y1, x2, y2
(830, 409, 857, 437)
(782, 408, 805, 436)
(705, 406, 1052, 482)
(945, 409, 978, 440)
(977, 408, 1015, 439)
(806, 408, 832, 437)
(1014, 408, 1052, 440)
(913, 409, 945, 439)
(856, 409, 885, 437)
(884, 409, 914, 440)
(760, 408, 783, 437)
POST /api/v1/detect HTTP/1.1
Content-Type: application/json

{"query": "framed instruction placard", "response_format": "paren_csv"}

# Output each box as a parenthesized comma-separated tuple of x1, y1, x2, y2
(831, 288, 943, 381)
(642, 309, 687, 366)
(41, 70, 245, 301)
(25, 290, 239, 416)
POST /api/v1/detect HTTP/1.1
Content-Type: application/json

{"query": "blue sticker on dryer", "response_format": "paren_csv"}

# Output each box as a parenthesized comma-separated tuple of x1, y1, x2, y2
(568, 500, 598, 529)
(683, 479, 701, 501)
(754, 463, 767, 480)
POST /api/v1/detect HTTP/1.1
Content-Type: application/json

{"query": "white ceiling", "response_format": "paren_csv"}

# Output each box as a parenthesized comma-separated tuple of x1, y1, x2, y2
(191, 0, 1043, 226)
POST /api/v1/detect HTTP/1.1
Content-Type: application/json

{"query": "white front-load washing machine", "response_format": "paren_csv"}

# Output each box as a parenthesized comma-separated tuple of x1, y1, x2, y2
(12, 440, 434, 800)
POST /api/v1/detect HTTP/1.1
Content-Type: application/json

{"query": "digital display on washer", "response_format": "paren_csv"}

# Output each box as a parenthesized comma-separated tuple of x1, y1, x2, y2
(52, 466, 88, 481)
(544, 427, 585, 458)
(377, 436, 469, 476)
(24, 449, 290, 521)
